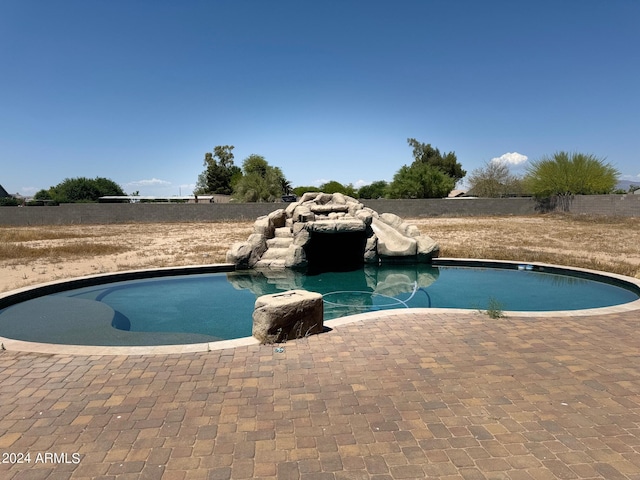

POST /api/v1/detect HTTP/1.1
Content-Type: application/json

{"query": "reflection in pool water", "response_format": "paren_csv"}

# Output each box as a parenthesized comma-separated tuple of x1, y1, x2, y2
(0, 264, 638, 346)
(229, 264, 638, 317)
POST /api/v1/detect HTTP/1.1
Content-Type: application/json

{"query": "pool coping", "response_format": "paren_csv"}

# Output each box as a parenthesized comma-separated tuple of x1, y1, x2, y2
(1, 259, 639, 356)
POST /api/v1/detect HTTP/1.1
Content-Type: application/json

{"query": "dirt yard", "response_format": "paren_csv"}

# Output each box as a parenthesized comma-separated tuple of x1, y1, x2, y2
(1, 214, 639, 293)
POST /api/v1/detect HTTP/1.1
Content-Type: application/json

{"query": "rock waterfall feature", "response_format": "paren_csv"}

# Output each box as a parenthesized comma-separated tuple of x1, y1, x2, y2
(226, 192, 439, 272)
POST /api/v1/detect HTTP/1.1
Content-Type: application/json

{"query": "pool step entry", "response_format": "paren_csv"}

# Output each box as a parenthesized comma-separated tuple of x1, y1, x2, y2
(255, 242, 292, 268)
(274, 227, 293, 238)
(255, 227, 306, 269)
(266, 237, 294, 249)
(254, 242, 306, 268)
(260, 247, 289, 260)
(255, 260, 286, 268)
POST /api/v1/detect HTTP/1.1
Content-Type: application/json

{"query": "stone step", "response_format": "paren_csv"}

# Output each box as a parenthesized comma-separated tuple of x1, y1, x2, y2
(254, 258, 286, 269)
(309, 203, 349, 214)
(266, 237, 293, 249)
(272, 280, 301, 290)
(261, 247, 290, 260)
(274, 227, 293, 238)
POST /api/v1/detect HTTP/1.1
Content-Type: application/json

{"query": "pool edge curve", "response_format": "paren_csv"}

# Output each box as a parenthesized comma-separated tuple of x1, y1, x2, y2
(1, 259, 639, 356)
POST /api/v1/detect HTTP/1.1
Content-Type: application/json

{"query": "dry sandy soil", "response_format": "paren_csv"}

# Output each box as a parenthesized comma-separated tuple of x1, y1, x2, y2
(1, 215, 639, 294)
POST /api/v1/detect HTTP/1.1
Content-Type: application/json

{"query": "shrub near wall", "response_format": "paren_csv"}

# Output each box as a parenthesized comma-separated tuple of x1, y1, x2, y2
(0, 198, 20, 207)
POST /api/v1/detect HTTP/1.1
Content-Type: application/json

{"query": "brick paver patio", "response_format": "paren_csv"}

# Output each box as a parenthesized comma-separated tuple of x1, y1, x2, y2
(1, 309, 640, 479)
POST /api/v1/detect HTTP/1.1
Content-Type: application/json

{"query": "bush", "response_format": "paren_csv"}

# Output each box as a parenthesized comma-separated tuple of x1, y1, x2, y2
(293, 186, 320, 197)
(525, 152, 619, 197)
(0, 197, 19, 206)
(318, 181, 357, 197)
(387, 163, 455, 199)
(357, 181, 388, 199)
(36, 177, 126, 203)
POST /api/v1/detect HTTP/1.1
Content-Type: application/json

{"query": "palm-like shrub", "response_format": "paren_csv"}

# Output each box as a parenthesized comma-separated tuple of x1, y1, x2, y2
(526, 152, 618, 196)
(525, 152, 618, 210)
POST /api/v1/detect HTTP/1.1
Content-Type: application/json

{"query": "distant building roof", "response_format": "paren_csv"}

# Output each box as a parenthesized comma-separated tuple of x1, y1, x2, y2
(447, 189, 467, 198)
(99, 194, 232, 203)
(0, 184, 11, 198)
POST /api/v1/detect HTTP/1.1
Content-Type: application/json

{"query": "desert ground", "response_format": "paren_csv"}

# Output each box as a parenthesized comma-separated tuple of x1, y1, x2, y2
(1, 214, 639, 294)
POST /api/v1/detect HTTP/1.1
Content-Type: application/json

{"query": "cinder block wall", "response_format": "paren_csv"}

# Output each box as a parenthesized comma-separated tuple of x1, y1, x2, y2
(1, 195, 638, 226)
(567, 194, 640, 216)
(363, 198, 537, 217)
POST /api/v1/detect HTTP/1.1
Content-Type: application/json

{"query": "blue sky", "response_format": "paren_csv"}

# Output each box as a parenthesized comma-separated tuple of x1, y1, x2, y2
(2, 0, 639, 196)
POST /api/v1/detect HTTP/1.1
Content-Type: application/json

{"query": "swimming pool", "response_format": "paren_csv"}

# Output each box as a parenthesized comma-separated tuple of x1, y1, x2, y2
(1, 261, 638, 347)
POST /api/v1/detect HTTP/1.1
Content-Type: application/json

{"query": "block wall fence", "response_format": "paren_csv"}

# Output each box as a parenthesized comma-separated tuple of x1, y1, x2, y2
(0, 195, 638, 226)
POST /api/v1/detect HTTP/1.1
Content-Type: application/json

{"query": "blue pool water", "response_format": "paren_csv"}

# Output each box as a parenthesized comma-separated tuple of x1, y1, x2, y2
(0, 264, 638, 346)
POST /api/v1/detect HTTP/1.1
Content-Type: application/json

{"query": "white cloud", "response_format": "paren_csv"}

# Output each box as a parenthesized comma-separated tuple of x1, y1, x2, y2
(490, 152, 529, 166)
(354, 179, 370, 188)
(312, 178, 330, 187)
(125, 178, 172, 187)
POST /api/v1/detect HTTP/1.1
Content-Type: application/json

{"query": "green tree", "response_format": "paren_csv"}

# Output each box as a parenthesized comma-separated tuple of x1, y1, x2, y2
(213, 144, 235, 167)
(232, 155, 290, 202)
(292, 186, 321, 197)
(407, 138, 466, 183)
(34, 189, 53, 201)
(37, 177, 125, 203)
(386, 138, 461, 198)
(194, 145, 241, 195)
(243, 154, 269, 177)
(467, 161, 525, 197)
(93, 177, 127, 197)
(318, 180, 357, 197)
(280, 177, 293, 196)
(387, 163, 455, 199)
(357, 180, 388, 199)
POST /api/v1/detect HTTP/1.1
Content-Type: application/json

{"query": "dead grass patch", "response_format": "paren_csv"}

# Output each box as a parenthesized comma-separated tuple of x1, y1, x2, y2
(0, 228, 95, 243)
(438, 245, 638, 277)
(413, 214, 640, 278)
(0, 243, 127, 262)
(1, 216, 639, 293)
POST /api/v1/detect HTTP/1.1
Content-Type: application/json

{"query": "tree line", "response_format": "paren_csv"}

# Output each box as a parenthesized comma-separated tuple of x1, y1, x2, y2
(21, 139, 623, 205)
(195, 138, 468, 202)
(195, 139, 621, 202)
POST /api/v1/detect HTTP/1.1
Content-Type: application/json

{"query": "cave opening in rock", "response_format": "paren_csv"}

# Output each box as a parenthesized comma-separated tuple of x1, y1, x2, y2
(304, 231, 367, 274)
